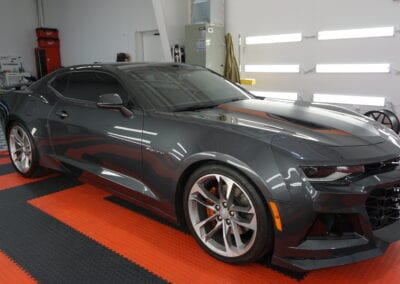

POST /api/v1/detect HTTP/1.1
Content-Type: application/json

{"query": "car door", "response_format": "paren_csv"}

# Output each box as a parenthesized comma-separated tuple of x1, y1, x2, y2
(47, 70, 149, 198)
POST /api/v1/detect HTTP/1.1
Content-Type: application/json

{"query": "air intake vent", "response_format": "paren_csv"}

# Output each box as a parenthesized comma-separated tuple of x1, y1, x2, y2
(366, 187, 400, 230)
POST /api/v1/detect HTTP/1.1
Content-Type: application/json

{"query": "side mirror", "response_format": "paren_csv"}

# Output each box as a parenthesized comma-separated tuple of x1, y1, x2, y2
(97, 93, 133, 117)
(97, 93, 123, 107)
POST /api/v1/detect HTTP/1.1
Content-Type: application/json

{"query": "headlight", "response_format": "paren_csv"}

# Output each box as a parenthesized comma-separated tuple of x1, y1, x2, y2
(302, 165, 365, 182)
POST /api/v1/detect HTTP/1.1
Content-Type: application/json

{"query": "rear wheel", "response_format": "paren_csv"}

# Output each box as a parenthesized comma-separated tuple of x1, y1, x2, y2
(7, 122, 44, 177)
(183, 164, 273, 264)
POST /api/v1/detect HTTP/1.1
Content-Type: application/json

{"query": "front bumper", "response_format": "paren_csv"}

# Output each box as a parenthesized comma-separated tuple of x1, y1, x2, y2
(270, 165, 400, 271)
(273, 220, 400, 271)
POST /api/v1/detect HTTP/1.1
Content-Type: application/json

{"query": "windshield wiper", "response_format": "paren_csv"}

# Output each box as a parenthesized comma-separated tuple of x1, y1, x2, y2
(173, 103, 220, 112)
(227, 98, 246, 103)
(173, 98, 247, 112)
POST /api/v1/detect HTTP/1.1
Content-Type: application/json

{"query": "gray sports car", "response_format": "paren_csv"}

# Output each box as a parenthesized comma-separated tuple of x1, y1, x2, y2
(1, 63, 399, 271)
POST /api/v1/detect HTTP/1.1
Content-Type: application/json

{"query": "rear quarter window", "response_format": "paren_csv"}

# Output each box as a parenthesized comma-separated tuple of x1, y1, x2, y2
(50, 74, 69, 95)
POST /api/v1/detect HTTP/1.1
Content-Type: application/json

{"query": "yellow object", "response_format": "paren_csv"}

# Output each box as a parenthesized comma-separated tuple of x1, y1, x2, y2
(240, 78, 256, 85)
(268, 201, 283, 231)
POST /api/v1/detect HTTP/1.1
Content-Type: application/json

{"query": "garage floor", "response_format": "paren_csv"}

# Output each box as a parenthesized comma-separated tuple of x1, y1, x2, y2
(0, 129, 7, 151)
(0, 136, 399, 283)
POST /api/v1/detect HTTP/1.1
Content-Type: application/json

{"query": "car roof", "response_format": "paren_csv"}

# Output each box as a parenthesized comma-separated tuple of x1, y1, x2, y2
(57, 62, 200, 73)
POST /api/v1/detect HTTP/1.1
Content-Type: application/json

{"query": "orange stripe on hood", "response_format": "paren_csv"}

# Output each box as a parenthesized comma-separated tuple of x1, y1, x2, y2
(218, 104, 351, 136)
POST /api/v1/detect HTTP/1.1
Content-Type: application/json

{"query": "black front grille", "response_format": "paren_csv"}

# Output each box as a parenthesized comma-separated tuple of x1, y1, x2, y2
(364, 157, 399, 175)
(366, 187, 400, 230)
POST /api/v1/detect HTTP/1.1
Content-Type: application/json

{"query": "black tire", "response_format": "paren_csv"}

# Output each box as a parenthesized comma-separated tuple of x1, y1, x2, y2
(183, 164, 273, 264)
(7, 122, 46, 178)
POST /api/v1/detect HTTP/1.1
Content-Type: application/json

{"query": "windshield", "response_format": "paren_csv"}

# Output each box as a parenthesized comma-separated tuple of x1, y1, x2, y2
(122, 65, 252, 111)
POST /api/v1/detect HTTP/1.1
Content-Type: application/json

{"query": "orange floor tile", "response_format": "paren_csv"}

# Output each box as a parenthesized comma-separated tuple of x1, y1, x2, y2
(29, 184, 301, 284)
(29, 184, 400, 284)
(0, 251, 36, 283)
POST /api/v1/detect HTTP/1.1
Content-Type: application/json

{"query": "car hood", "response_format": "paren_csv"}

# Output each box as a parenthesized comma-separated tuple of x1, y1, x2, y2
(184, 99, 391, 147)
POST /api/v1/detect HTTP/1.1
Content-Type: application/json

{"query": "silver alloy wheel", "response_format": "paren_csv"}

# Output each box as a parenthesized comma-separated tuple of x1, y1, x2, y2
(188, 174, 257, 257)
(9, 125, 33, 174)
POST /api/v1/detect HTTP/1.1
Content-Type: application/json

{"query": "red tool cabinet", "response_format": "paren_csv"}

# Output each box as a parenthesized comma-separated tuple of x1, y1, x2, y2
(35, 28, 61, 78)
(36, 27, 59, 39)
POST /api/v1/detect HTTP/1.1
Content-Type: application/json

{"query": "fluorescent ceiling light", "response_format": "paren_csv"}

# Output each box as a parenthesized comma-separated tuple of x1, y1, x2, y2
(246, 33, 302, 45)
(245, 65, 300, 73)
(313, 93, 385, 106)
(316, 64, 390, 73)
(251, 91, 298, 101)
(318, 26, 395, 40)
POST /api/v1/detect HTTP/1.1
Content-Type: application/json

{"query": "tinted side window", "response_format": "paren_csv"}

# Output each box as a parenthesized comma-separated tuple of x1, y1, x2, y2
(64, 72, 127, 103)
(51, 74, 69, 94)
(93, 72, 128, 102)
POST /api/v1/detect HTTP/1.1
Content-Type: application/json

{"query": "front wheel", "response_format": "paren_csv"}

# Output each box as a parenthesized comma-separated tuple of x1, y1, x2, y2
(183, 164, 273, 264)
(7, 122, 44, 177)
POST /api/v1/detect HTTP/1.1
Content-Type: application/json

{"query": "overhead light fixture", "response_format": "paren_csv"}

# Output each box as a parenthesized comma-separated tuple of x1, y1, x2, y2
(316, 64, 390, 73)
(318, 26, 395, 40)
(313, 93, 385, 106)
(246, 33, 302, 45)
(245, 65, 300, 73)
(251, 91, 298, 101)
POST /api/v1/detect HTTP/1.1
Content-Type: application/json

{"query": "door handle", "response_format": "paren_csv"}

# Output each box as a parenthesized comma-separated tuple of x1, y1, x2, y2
(56, 110, 69, 119)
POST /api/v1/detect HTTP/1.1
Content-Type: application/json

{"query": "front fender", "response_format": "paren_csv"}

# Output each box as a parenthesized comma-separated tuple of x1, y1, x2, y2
(174, 148, 293, 205)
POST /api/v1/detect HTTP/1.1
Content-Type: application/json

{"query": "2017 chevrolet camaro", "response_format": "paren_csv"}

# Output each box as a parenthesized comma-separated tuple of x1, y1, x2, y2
(1, 63, 399, 271)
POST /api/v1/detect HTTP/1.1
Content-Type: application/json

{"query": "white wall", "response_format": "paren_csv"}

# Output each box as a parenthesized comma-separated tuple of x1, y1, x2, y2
(150, 0, 189, 61)
(160, 0, 190, 46)
(0, 0, 38, 75)
(43, 0, 190, 65)
(226, 0, 400, 113)
(43, 0, 158, 66)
